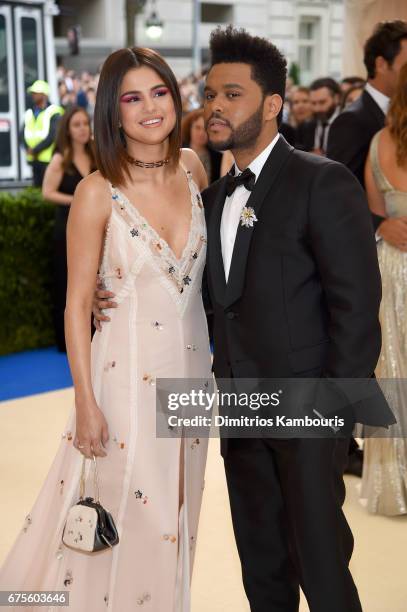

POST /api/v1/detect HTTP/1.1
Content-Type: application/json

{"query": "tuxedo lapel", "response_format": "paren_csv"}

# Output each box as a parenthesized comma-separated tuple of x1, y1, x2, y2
(224, 135, 294, 309)
(362, 90, 385, 131)
(207, 177, 228, 306)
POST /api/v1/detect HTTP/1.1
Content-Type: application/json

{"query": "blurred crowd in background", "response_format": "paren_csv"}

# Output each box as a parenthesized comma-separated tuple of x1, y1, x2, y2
(53, 63, 366, 160)
(47, 59, 368, 189)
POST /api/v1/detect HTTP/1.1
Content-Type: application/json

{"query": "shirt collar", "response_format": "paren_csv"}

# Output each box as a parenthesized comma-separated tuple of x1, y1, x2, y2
(319, 106, 340, 127)
(234, 132, 280, 181)
(365, 82, 390, 115)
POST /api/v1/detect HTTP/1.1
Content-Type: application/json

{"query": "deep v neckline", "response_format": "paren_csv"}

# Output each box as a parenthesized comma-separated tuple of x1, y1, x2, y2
(111, 166, 195, 264)
(107, 169, 207, 308)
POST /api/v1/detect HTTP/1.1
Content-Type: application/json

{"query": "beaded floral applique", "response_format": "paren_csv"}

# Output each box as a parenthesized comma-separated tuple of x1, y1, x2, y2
(162, 533, 177, 543)
(113, 435, 125, 449)
(137, 593, 151, 605)
(134, 489, 148, 504)
(104, 360, 116, 372)
(22, 514, 32, 532)
(64, 570, 73, 587)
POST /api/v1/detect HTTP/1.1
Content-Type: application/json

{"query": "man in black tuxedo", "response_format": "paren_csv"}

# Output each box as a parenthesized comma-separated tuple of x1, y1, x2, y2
(296, 77, 341, 155)
(202, 26, 394, 612)
(327, 20, 407, 241)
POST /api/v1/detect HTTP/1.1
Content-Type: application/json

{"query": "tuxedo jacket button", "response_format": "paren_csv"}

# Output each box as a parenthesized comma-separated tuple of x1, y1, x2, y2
(226, 311, 236, 320)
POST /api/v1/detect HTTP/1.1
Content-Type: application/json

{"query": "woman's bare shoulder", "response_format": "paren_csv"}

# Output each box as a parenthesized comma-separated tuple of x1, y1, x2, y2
(181, 147, 199, 163)
(76, 170, 107, 195)
(48, 151, 64, 169)
(377, 126, 398, 157)
(378, 126, 393, 144)
(180, 148, 208, 190)
(71, 170, 112, 219)
(52, 151, 64, 162)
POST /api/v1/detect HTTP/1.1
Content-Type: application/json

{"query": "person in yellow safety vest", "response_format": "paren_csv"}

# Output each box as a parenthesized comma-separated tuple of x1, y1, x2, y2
(22, 80, 64, 187)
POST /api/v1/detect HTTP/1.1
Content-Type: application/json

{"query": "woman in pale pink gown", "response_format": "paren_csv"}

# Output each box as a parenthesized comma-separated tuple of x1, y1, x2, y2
(0, 48, 211, 611)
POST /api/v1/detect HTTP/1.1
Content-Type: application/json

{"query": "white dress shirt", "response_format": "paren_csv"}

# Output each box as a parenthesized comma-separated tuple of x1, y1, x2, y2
(313, 106, 341, 152)
(365, 82, 390, 115)
(220, 133, 280, 282)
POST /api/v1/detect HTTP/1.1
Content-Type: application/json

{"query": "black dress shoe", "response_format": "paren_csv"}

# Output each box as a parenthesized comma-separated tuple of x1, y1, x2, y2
(344, 448, 364, 477)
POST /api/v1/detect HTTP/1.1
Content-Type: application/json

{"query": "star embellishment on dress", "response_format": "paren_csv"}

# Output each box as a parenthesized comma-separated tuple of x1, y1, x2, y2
(240, 206, 258, 228)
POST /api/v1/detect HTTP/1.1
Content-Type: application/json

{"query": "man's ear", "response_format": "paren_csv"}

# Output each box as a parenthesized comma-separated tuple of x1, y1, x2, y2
(375, 55, 388, 76)
(264, 93, 283, 121)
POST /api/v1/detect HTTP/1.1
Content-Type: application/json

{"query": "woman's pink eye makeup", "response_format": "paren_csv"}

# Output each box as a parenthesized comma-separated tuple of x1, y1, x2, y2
(119, 88, 169, 103)
(120, 94, 140, 103)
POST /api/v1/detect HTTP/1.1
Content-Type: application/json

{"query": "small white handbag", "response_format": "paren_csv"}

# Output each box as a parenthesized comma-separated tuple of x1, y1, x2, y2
(62, 454, 119, 553)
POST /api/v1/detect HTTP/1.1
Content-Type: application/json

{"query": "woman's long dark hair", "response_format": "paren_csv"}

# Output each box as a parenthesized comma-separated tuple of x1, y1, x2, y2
(94, 47, 182, 186)
(55, 106, 95, 173)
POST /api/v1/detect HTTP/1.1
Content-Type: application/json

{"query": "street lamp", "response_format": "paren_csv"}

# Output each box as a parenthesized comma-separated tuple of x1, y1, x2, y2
(145, 1, 164, 40)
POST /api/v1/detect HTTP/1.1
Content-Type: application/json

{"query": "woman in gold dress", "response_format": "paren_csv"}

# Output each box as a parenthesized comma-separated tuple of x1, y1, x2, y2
(362, 64, 407, 516)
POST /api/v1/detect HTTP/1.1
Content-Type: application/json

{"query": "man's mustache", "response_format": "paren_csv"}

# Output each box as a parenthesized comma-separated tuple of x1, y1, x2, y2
(205, 113, 232, 129)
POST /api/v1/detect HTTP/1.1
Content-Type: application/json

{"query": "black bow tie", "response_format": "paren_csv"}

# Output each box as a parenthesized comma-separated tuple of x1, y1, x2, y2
(225, 167, 256, 197)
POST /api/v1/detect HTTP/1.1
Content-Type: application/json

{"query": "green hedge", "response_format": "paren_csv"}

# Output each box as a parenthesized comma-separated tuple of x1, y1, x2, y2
(289, 62, 301, 86)
(0, 188, 56, 355)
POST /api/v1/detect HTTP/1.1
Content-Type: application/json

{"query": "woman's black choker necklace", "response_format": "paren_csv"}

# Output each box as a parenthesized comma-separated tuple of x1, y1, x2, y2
(125, 153, 170, 168)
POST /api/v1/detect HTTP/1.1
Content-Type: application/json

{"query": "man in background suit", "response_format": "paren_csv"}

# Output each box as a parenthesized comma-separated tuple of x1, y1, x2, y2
(203, 26, 393, 612)
(327, 20, 407, 240)
(296, 77, 341, 155)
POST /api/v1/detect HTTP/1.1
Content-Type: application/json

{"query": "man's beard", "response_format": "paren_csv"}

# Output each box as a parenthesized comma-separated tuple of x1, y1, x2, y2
(208, 103, 264, 152)
(315, 102, 337, 123)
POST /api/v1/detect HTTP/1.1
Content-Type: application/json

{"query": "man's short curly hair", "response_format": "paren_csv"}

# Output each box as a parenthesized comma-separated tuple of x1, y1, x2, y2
(209, 25, 287, 103)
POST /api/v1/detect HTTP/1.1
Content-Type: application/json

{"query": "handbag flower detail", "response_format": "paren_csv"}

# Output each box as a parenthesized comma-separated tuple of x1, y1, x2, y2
(240, 206, 258, 228)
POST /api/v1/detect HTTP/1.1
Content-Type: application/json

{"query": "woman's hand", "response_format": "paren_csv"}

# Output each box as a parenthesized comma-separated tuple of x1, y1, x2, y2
(73, 401, 110, 458)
